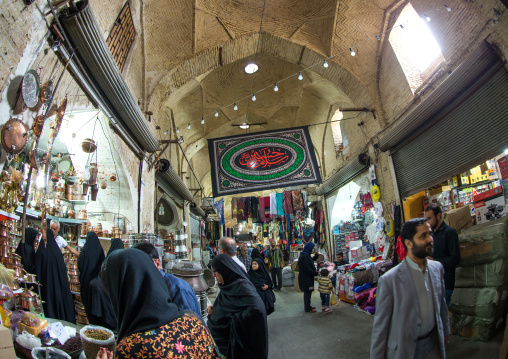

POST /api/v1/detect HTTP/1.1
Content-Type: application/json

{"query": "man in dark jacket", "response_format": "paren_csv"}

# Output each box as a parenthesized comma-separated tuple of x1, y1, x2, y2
(425, 203, 461, 305)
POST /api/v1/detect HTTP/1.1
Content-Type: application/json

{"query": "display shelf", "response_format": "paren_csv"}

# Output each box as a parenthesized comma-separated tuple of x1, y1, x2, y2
(10, 232, 21, 237)
(451, 179, 498, 192)
(80, 235, 113, 240)
(60, 198, 88, 205)
(15, 206, 84, 224)
(0, 209, 20, 221)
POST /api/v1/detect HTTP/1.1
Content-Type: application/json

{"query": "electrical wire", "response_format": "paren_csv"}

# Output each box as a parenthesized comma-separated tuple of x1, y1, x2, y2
(177, 140, 204, 197)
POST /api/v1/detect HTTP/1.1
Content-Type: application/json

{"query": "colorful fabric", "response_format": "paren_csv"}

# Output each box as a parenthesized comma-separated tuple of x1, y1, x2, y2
(259, 196, 270, 222)
(268, 247, 283, 269)
(276, 192, 285, 216)
(283, 191, 293, 215)
(207, 127, 322, 196)
(292, 190, 304, 211)
(116, 314, 220, 358)
(269, 193, 277, 218)
(214, 199, 225, 226)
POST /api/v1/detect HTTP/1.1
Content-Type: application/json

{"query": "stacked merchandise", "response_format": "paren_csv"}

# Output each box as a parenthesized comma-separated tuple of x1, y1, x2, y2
(450, 216, 508, 341)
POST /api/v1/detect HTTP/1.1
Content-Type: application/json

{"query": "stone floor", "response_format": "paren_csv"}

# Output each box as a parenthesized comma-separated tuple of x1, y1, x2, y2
(265, 286, 504, 359)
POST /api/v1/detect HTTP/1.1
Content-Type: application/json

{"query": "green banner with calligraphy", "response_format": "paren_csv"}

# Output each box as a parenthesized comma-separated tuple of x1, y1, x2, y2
(208, 127, 322, 197)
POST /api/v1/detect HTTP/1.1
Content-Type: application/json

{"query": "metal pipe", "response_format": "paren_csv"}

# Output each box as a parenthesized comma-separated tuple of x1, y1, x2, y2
(138, 158, 143, 232)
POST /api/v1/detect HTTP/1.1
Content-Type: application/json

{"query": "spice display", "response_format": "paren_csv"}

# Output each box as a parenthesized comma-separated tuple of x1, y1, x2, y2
(45, 334, 82, 354)
(83, 329, 110, 341)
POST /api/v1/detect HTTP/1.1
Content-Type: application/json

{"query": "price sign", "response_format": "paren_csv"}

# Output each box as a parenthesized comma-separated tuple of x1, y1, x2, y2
(49, 322, 70, 345)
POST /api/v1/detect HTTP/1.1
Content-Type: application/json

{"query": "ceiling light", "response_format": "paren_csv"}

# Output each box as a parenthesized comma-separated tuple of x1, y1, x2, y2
(423, 14, 431, 22)
(234, 103, 238, 111)
(187, 123, 191, 130)
(274, 83, 278, 92)
(252, 93, 256, 101)
(375, 35, 381, 41)
(176, 127, 179, 134)
(444, 5, 451, 12)
(215, 110, 219, 117)
(400, 24, 404, 30)
(164, 130, 168, 135)
(201, 117, 204, 125)
(298, 72, 303, 80)
(239, 123, 250, 129)
(323, 60, 329, 68)
(244, 63, 258, 74)
(350, 48, 356, 56)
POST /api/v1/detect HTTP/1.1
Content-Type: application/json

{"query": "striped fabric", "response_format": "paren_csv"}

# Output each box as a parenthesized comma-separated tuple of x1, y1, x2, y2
(318, 277, 332, 294)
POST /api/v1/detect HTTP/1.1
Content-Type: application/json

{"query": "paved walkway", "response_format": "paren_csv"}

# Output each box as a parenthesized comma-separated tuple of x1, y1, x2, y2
(266, 286, 503, 359)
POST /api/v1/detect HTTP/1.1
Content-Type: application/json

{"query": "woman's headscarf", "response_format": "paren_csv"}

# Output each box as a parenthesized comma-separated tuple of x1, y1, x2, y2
(88, 237, 124, 332)
(250, 248, 263, 260)
(78, 232, 105, 319)
(208, 254, 268, 359)
(248, 258, 272, 289)
(107, 238, 124, 257)
(103, 248, 183, 342)
(35, 229, 75, 323)
(15, 227, 38, 274)
(302, 241, 315, 256)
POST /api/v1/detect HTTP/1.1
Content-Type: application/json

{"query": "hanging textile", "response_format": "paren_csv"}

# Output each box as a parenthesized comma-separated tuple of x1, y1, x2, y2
(259, 196, 270, 222)
(214, 199, 225, 226)
(283, 191, 293, 215)
(269, 193, 277, 218)
(251, 197, 261, 223)
(276, 192, 284, 216)
(237, 198, 246, 222)
(231, 198, 238, 220)
(291, 190, 304, 211)
(244, 197, 251, 219)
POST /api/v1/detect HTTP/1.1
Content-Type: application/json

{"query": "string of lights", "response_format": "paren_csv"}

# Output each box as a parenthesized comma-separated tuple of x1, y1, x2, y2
(173, 3, 454, 131)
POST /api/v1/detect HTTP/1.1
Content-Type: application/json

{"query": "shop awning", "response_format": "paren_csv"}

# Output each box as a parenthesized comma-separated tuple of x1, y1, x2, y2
(59, 0, 159, 153)
(316, 154, 370, 196)
(156, 164, 194, 204)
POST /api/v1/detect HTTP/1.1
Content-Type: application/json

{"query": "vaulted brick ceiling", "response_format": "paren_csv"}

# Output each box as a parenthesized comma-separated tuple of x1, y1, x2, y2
(144, 0, 394, 194)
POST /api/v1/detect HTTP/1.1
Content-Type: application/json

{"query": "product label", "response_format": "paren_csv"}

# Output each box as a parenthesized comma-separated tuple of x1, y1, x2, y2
(49, 322, 70, 345)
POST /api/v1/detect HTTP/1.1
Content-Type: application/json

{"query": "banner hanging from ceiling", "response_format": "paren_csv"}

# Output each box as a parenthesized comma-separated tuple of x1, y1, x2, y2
(208, 127, 322, 197)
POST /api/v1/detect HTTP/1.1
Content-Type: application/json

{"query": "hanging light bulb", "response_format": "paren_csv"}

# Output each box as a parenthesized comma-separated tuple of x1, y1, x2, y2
(176, 127, 180, 134)
(423, 13, 431, 22)
(323, 60, 329, 68)
(375, 35, 381, 41)
(350, 48, 356, 56)
(444, 5, 451, 12)
(274, 83, 278, 92)
(187, 123, 191, 130)
(298, 72, 303, 80)
(215, 110, 219, 117)
(201, 117, 204, 125)
(234, 103, 238, 111)
(163, 130, 168, 135)
(252, 93, 256, 101)
(400, 24, 404, 29)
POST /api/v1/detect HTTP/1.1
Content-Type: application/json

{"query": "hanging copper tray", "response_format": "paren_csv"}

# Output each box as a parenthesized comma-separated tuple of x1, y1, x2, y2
(1, 118, 28, 155)
(32, 115, 45, 137)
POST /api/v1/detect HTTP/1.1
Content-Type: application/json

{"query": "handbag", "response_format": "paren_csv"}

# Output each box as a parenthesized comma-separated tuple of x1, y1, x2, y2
(330, 293, 338, 306)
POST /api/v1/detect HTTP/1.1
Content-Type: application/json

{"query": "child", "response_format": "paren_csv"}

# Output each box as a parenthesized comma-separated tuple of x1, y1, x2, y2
(318, 268, 333, 313)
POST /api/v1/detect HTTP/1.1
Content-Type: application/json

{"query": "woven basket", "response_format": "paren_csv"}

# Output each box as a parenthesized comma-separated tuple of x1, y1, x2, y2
(79, 325, 115, 359)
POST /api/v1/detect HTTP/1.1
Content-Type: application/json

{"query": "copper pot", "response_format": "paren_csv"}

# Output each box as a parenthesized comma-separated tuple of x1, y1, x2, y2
(0, 245, 9, 257)
(70, 283, 80, 292)
(2, 256, 21, 266)
(67, 261, 78, 270)
(68, 275, 79, 284)
(32, 115, 45, 137)
(5, 263, 23, 277)
(0, 225, 10, 237)
(68, 268, 78, 276)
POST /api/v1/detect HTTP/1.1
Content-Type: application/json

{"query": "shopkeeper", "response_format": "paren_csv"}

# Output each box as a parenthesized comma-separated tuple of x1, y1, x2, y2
(50, 220, 79, 256)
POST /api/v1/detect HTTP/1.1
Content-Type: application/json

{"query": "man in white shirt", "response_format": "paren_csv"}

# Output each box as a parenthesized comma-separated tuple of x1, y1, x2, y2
(50, 220, 79, 256)
(219, 237, 247, 272)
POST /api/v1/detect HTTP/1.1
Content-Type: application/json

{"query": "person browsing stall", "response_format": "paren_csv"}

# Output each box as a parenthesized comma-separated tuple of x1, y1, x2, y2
(297, 242, 319, 313)
(50, 220, 79, 256)
(132, 242, 201, 315)
(370, 218, 450, 359)
(15, 227, 38, 274)
(425, 203, 461, 305)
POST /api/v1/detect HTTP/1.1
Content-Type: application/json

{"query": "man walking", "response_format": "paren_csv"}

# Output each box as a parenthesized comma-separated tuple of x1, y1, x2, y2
(218, 237, 247, 272)
(268, 240, 284, 291)
(238, 245, 252, 271)
(370, 218, 450, 359)
(425, 203, 461, 306)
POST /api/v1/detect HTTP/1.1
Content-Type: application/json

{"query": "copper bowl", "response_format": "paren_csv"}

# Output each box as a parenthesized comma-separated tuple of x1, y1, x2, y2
(67, 261, 78, 270)
(2, 256, 21, 266)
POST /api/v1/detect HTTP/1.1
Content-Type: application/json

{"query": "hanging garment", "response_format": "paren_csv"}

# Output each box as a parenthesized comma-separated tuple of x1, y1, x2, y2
(237, 198, 246, 222)
(244, 197, 251, 219)
(259, 196, 270, 222)
(291, 190, 304, 211)
(251, 197, 261, 223)
(276, 192, 284, 216)
(231, 198, 238, 220)
(269, 193, 277, 218)
(283, 191, 293, 215)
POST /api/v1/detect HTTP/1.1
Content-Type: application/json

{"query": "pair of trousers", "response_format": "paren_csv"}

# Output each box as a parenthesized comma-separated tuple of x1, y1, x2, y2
(414, 330, 441, 359)
(320, 293, 330, 306)
(304, 291, 313, 312)
(445, 289, 453, 307)
(271, 268, 282, 289)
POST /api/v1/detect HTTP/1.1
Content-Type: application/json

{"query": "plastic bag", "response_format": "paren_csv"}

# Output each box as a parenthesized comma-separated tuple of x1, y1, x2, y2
(22, 312, 41, 327)
(0, 263, 14, 288)
(330, 294, 338, 306)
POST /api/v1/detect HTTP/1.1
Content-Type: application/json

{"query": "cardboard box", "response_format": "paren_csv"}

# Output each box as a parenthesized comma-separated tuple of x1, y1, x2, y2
(443, 205, 473, 232)
(452, 176, 460, 188)
(470, 175, 477, 184)
(475, 196, 506, 225)
(0, 326, 15, 359)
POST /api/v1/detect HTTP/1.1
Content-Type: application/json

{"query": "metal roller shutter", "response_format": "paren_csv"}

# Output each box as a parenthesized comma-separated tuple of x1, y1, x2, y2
(393, 64, 508, 197)
(316, 154, 370, 195)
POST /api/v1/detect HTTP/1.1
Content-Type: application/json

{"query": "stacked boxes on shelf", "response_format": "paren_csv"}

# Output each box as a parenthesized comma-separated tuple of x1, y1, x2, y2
(450, 216, 508, 341)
